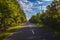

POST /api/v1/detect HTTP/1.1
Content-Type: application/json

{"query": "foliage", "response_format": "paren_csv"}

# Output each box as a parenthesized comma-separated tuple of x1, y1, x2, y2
(40, 0, 60, 31)
(29, 0, 60, 31)
(29, 13, 41, 24)
(0, 25, 22, 40)
(0, 0, 27, 31)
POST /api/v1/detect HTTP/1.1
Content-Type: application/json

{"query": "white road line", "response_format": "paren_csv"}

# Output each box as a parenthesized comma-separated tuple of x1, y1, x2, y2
(31, 30, 35, 35)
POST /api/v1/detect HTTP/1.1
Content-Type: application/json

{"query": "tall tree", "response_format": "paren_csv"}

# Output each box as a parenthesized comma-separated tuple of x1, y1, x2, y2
(0, 0, 27, 31)
(29, 13, 41, 23)
(40, 0, 60, 31)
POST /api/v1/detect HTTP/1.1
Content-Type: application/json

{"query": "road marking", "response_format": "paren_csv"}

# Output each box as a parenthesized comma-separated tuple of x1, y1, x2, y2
(31, 30, 35, 35)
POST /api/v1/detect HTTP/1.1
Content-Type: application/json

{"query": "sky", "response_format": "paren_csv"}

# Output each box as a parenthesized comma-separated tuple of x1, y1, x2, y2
(19, 0, 53, 20)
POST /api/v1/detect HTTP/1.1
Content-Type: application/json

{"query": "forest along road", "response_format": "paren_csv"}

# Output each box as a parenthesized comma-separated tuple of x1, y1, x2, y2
(4, 22, 60, 40)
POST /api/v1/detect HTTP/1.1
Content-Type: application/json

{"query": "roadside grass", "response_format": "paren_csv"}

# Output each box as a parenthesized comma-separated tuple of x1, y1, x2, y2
(0, 24, 24, 40)
(36, 23, 60, 35)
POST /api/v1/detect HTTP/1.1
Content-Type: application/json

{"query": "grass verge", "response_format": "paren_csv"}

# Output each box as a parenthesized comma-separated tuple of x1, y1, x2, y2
(36, 23, 60, 35)
(0, 24, 24, 40)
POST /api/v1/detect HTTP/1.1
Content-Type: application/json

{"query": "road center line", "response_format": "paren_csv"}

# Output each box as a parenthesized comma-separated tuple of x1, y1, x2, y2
(31, 29, 35, 35)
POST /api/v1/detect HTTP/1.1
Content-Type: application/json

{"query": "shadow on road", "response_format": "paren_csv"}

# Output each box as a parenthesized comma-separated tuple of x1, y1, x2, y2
(4, 27, 60, 40)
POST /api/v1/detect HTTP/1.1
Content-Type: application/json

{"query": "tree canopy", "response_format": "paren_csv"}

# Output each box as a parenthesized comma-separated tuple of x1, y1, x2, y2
(0, 0, 27, 31)
(29, 0, 60, 31)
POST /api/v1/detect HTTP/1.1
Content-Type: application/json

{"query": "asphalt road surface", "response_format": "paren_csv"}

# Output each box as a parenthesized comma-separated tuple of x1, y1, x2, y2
(4, 22, 60, 40)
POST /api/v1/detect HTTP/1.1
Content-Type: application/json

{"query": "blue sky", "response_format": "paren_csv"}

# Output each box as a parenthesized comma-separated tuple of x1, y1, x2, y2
(19, 0, 53, 20)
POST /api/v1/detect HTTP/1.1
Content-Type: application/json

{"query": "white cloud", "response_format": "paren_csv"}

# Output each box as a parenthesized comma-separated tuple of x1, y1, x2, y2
(20, 0, 33, 12)
(43, 6, 47, 11)
(20, 0, 28, 2)
(38, 6, 47, 11)
(19, 0, 52, 20)
(20, 0, 46, 14)
(19, 0, 35, 20)
(37, 1, 43, 4)
(24, 2, 33, 13)
(24, 0, 28, 2)
(42, 0, 53, 1)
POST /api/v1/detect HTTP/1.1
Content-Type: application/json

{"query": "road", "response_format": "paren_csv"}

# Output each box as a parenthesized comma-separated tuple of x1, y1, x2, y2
(4, 22, 60, 40)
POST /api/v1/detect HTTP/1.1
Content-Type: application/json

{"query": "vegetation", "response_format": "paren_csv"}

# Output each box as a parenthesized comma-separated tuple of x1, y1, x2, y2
(0, 0, 27, 31)
(29, 13, 41, 24)
(0, 0, 60, 40)
(0, 0, 27, 40)
(29, 0, 60, 34)
(0, 24, 23, 40)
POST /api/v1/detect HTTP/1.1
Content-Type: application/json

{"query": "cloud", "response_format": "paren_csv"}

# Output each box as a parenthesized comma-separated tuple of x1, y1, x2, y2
(24, 0, 28, 2)
(20, 0, 28, 2)
(20, 0, 33, 13)
(20, 0, 45, 13)
(20, 0, 34, 20)
(37, 1, 43, 4)
(19, 0, 53, 20)
(38, 6, 47, 12)
(42, 0, 53, 1)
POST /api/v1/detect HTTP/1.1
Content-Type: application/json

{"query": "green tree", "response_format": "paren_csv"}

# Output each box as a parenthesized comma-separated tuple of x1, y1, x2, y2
(40, 0, 60, 31)
(29, 13, 41, 24)
(0, 0, 27, 31)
